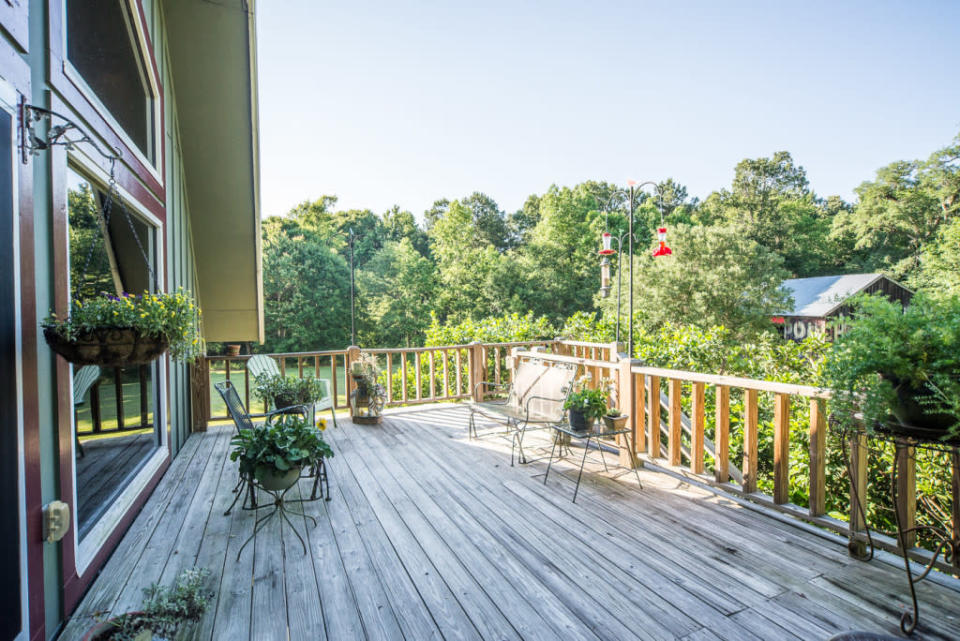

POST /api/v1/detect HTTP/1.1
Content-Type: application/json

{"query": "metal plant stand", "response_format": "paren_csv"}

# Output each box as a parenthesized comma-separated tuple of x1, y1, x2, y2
(840, 427, 960, 635)
(235, 462, 329, 560)
(542, 422, 643, 502)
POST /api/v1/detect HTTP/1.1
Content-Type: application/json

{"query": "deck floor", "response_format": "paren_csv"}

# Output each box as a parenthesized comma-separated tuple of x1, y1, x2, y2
(60, 405, 960, 641)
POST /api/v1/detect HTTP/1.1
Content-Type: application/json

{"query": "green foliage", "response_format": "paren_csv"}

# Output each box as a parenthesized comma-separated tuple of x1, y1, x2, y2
(821, 294, 960, 440)
(424, 311, 556, 345)
(252, 373, 327, 409)
(68, 184, 114, 299)
(913, 217, 960, 298)
(43, 288, 203, 362)
(230, 413, 333, 479)
(107, 567, 213, 641)
(604, 224, 792, 340)
(563, 376, 611, 422)
(357, 239, 436, 346)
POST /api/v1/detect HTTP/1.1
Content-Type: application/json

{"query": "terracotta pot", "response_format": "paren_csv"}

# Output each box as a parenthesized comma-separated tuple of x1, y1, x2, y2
(44, 327, 168, 367)
(255, 465, 302, 492)
(226, 343, 242, 356)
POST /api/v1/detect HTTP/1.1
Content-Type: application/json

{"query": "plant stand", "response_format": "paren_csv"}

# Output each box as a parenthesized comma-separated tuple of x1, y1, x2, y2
(839, 426, 960, 636)
(234, 463, 328, 560)
(349, 389, 382, 424)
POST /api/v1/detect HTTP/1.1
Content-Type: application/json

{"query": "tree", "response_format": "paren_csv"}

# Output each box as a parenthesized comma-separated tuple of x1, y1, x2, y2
(914, 217, 960, 298)
(382, 205, 430, 258)
(357, 239, 437, 346)
(259, 217, 351, 352)
(462, 192, 513, 251)
(604, 224, 791, 339)
(68, 184, 115, 298)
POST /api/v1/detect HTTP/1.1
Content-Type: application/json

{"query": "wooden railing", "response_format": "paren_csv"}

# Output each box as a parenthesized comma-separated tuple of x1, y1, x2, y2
(510, 348, 959, 574)
(78, 364, 154, 435)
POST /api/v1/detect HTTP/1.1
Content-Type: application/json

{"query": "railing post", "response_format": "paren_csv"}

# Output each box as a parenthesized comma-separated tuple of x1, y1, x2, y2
(952, 451, 959, 573)
(114, 367, 125, 430)
(691, 382, 705, 474)
(469, 341, 485, 402)
(773, 393, 790, 504)
(345, 345, 361, 404)
(895, 442, 917, 549)
(668, 378, 683, 466)
(90, 380, 102, 434)
(848, 431, 869, 557)
(618, 356, 638, 468)
(647, 376, 660, 458)
(633, 369, 646, 454)
(139, 364, 149, 428)
(742, 389, 759, 493)
(715, 385, 730, 483)
(190, 357, 210, 432)
(809, 398, 827, 516)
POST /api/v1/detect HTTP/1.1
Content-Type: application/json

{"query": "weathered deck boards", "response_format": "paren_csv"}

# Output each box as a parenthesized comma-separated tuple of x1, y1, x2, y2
(59, 405, 960, 641)
(75, 431, 157, 533)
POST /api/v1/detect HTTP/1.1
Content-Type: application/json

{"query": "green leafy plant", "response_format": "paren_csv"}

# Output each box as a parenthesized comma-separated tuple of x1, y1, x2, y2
(229, 413, 334, 480)
(100, 567, 212, 640)
(605, 407, 621, 418)
(252, 373, 326, 409)
(562, 375, 611, 423)
(349, 352, 386, 414)
(821, 293, 960, 441)
(42, 288, 203, 362)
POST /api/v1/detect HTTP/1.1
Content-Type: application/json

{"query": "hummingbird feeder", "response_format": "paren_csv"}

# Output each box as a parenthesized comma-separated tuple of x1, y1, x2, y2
(652, 226, 672, 257)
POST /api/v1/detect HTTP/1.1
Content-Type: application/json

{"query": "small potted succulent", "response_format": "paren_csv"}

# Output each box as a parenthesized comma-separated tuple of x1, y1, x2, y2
(562, 375, 609, 432)
(252, 373, 327, 411)
(602, 407, 629, 431)
(42, 288, 202, 366)
(82, 567, 212, 640)
(230, 413, 334, 491)
(822, 293, 960, 444)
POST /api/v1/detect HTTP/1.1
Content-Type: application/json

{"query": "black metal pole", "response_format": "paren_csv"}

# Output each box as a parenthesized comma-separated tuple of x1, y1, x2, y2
(349, 229, 356, 345)
(615, 233, 624, 346)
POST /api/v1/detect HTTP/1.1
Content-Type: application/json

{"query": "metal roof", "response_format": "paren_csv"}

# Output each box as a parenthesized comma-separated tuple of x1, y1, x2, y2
(779, 273, 885, 318)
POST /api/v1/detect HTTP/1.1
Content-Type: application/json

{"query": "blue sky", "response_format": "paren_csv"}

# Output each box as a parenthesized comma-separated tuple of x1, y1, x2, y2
(256, 1, 960, 220)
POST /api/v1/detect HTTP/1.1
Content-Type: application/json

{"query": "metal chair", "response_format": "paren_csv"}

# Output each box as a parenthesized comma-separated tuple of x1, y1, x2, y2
(72, 365, 101, 458)
(247, 353, 338, 429)
(214, 381, 329, 514)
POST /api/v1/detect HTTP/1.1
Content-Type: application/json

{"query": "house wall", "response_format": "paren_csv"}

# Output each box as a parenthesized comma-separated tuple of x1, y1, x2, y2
(0, 2, 201, 638)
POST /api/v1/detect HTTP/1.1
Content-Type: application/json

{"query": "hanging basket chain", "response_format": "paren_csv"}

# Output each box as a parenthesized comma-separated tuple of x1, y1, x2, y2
(76, 158, 159, 297)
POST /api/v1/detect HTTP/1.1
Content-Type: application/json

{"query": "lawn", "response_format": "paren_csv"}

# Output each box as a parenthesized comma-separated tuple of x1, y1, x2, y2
(208, 363, 348, 418)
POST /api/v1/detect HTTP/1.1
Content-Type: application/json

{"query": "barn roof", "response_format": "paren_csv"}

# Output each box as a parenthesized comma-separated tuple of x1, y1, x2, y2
(780, 273, 889, 318)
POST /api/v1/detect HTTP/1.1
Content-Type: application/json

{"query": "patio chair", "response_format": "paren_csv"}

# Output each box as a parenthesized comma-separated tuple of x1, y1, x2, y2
(214, 381, 329, 513)
(73, 365, 101, 458)
(247, 353, 338, 429)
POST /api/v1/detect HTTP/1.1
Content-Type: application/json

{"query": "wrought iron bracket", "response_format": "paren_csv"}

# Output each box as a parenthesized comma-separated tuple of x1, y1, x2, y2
(18, 101, 121, 166)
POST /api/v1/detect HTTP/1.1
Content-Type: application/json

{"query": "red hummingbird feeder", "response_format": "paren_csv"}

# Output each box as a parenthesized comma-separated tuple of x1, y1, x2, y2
(652, 226, 672, 257)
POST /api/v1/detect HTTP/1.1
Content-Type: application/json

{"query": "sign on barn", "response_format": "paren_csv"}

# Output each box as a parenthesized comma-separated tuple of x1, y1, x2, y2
(775, 274, 912, 341)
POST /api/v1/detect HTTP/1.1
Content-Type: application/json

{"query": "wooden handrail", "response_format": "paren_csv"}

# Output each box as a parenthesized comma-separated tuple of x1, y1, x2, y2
(631, 365, 831, 399)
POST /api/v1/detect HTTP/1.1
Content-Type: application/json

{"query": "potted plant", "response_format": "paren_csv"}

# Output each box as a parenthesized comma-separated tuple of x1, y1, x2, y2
(229, 413, 334, 492)
(603, 407, 629, 431)
(562, 376, 609, 431)
(822, 293, 960, 444)
(42, 288, 203, 366)
(350, 352, 386, 422)
(252, 373, 326, 411)
(83, 567, 212, 640)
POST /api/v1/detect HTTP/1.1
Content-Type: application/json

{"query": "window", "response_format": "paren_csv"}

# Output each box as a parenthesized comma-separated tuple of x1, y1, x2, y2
(67, 168, 160, 540)
(66, 0, 156, 162)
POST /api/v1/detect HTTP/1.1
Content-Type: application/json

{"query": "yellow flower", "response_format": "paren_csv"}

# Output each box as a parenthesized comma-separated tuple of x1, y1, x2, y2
(316, 418, 327, 431)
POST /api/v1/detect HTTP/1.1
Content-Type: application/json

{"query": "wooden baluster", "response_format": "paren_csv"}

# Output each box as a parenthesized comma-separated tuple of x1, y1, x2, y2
(714, 385, 730, 483)
(808, 398, 827, 516)
(279, 357, 286, 377)
(494, 347, 501, 386)
(139, 365, 149, 428)
(428, 351, 435, 399)
(648, 376, 661, 458)
(385, 353, 392, 404)
(691, 382, 705, 474)
(455, 349, 462, 396)
(668, 379, 683, 466)
(90, 380, 102, 433)
(952, 451, 959, 572)
(115, 367, 125, 430)
(773, 393, 790, 504)
(345, 345, 360, 410)
(401, 353, 408, 403)
(895, 442, 917, 549)
(415, 352, 422, 400)
(633, 371, 645, 453)
(618, 358, 638, 468)
(298, 356, 303, 378)
(331, 355, 339, 408)
(848, 432, 869, 557)
(314, 355, 320, 378)
(742, 388, 759, 493)
(443, 350, 449, 398)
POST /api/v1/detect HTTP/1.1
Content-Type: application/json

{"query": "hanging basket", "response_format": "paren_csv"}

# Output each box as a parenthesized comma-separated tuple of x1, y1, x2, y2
(43, 327, 169, 367)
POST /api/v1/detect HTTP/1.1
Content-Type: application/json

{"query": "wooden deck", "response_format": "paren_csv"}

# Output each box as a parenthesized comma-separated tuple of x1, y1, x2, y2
(60, 405, 960, 641)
